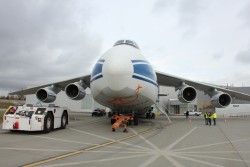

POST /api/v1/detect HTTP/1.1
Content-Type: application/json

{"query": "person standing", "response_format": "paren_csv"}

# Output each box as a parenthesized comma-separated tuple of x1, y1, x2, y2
(204, 112, 208, 125)
(208, 112, 212, 126)
(212, 112, 217, 125)
(186, 111, 189, 118)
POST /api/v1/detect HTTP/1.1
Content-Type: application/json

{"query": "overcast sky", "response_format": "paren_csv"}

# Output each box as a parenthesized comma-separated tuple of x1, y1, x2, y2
(1, 0, 250, 95)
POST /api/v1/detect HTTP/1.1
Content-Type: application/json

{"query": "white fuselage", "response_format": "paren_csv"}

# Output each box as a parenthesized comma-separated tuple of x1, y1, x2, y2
(90, 44, 158, 113)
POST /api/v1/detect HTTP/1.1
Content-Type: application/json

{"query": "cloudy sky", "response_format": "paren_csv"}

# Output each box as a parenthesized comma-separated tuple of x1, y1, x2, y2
(1, 0, 250, 95)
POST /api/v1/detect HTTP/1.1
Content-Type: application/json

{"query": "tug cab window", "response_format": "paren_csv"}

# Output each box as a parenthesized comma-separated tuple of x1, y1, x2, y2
(5, 106, 18, 115)
(35, 108, 46, 115)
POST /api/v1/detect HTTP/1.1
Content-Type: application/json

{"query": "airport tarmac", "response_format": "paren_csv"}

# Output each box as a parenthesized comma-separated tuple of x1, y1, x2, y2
(1, 113, 250, 167)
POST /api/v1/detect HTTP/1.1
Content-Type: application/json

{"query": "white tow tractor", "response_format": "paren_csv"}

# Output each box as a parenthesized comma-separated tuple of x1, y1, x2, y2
(2, 105, 69, 133)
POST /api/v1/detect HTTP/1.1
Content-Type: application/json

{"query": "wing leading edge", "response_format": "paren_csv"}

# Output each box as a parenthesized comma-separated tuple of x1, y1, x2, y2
(9, 74, 91, 96)
(156, 71, 250, 101)
(9, 71, 250, 101)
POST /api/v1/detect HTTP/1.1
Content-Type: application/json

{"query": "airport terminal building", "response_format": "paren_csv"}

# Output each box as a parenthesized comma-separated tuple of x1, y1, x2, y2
(26, 86, 250, 116)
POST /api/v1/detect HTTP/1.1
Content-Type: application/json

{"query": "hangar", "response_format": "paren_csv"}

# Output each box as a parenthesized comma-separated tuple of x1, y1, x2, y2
(26, 86, 250, 116)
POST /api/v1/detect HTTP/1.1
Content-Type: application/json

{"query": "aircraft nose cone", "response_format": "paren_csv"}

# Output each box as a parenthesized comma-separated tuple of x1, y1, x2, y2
(102, 57, 133, 91)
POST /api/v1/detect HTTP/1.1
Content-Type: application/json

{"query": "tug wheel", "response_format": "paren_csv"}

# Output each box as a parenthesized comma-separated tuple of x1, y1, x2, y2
(44, 112, 53, 133)
(61, 112, 68, 129)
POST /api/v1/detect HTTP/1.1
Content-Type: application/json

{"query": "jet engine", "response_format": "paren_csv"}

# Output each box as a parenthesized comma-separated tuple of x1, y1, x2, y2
(211, 92, 231, 108)
(65, 82, 86, 100)
(36, 87, 57, 103)
(178, 86, 197, 103)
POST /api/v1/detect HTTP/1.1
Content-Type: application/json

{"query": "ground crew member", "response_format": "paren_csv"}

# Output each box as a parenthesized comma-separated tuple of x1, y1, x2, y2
(204, 112, 208, 125)
(208, 112, 212, 126)
(212, 112, 217, 125)
(186, 111, 189, 118)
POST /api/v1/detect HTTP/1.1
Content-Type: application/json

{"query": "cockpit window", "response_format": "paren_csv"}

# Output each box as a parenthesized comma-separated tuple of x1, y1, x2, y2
(113, 40, 139, 49)
(115, 40, 124, 45)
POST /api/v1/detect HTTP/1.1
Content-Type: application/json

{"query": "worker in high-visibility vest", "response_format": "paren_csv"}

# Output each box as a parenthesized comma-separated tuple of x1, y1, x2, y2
(212, 112, 217, 125)
(204, 112, 209, 125)
(208, 112, 212, 126)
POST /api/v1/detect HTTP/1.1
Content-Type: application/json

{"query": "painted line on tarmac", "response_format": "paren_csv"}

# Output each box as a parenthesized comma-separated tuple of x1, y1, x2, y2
(137, 155, 160, 167)
(0, 147, 77, 152)
(130, 128, 160, 151)
(33, 135, 145, 152)
(23, 124, 170, 167)
(0, 147, 148, 155)
(173, 137, 250, 152)
(69, 128, 153, 152)
(165, 127, 197, 150)
(38, 153, 153, 167)
(33, 135, 98, 146)
(171, 154, 225, 167)
(180, 153, 250, 163)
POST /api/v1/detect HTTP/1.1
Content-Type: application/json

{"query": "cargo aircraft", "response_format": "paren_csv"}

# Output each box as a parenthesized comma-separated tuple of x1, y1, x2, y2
(10, 39, 250, 126)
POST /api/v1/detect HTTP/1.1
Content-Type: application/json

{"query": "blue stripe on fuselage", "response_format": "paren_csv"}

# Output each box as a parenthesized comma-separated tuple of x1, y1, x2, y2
(91, 74, 103, 83)
(91, 59, 158, 87)
(91, 59, 105, 83)
(133, 64, 156, 81)
(131, 60, 157, 87)
(132, 75, 158, 87)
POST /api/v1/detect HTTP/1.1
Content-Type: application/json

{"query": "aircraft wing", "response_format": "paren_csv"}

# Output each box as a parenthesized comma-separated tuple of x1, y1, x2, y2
(156, 71, 250, 101)
(9, 74, 91, 95)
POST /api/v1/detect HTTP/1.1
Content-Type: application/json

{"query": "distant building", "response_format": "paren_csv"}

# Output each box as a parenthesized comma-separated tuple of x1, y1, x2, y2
(216, 104, 250, 117)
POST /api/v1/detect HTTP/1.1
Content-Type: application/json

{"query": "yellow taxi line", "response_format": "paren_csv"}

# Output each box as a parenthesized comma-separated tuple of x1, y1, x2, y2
(23, 124, 170, 167)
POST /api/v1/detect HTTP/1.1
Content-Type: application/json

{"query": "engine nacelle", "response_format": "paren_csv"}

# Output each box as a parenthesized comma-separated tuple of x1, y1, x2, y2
(178, 86, 197, 103)
(36, 87, 57, 103)
(65, 82, 86, 100)
(211, 92, 231, 108)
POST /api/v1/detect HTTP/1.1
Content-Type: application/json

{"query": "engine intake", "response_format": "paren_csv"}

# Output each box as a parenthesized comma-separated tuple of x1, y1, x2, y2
(178, 86, 197, 103)
(211, 92, 231, 108)
(65, 82, 86, 100)
(36, 88, 57, 103)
